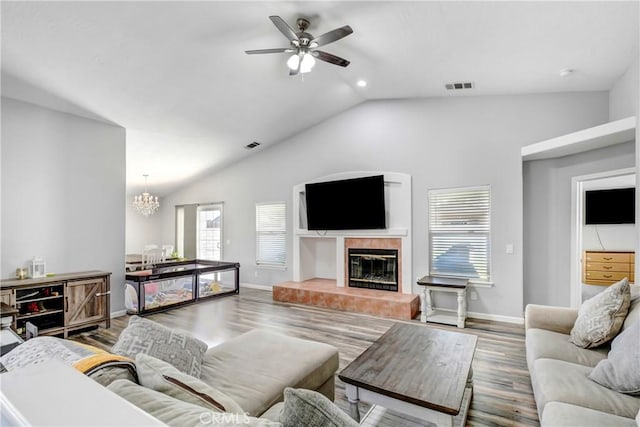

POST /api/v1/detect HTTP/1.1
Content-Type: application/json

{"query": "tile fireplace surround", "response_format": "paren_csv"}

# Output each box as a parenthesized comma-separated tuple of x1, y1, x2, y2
(275, 237, 419, 320)
(345, 237, 402, 290)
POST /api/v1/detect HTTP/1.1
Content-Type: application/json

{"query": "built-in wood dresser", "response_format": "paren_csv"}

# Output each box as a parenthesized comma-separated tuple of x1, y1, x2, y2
(583, 251, 635, 286)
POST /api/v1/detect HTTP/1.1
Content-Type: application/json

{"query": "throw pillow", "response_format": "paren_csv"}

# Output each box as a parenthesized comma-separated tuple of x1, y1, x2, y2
(112, 315, 207, 377)
(569, 278, 631, 348)
(281, 388, 359, 427)
(107, 379, 280, 427)
(588, 319, 640, 395)
(136, 353, 244, 414)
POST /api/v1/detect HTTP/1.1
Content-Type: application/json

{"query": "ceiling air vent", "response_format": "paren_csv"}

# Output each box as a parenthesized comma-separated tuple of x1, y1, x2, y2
(244, 141, 261, 150)
(445, 82, 474, 91)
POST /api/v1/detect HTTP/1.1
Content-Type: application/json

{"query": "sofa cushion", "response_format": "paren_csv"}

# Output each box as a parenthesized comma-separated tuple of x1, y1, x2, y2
(260, 403, 284, 423)
(107, 379, 279, 427)
(541, 401, 637, 427)
(112, 315, 207, 378)
(281, 388, 358, 427)
(531, 358, 640, 419)
(589, 320, 640, 395)
(526, 328, 608, 371)
(570, 278, 630, 348)
(200, 329, 339, 417)
(136, 353, 244, 414)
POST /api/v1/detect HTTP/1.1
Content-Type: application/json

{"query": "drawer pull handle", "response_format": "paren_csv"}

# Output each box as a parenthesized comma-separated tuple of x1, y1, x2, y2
(94, 291, 111, 297)
(603, 275, 613, 278)
(603, 266, 613, 270)
(603, 257, 613, 260)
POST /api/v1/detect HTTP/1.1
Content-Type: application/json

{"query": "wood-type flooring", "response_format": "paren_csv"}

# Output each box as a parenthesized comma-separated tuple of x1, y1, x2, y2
(70, 288, 539, 427)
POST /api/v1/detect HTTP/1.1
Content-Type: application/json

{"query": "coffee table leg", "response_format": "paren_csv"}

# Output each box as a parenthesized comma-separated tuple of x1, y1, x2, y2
(344, 384, 361, 422)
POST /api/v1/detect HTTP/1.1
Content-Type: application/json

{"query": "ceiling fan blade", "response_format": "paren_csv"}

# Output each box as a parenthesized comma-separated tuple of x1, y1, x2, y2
(313, 50, 351, 67)
(245, 48, 293, 55)
(310, 25, 353, 48)
(269, 16, 299, 43)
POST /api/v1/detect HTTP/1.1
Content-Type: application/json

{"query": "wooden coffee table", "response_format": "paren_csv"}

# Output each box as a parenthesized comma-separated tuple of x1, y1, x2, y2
(338, 323, 477, 427)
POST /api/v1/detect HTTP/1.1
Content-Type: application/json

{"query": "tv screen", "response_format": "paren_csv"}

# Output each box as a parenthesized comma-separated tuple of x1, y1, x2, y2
(585, 188, 635, 225)
(305, 175, 386, 230)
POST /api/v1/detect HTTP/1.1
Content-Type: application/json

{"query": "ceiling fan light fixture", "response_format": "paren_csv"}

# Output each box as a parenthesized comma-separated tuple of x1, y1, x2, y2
(287, 54, 300, 70)
(246, 16, 352, 76)
(300, 53, 316, 73)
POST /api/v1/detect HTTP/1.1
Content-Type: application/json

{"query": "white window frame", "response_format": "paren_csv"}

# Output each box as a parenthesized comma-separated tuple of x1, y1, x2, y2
(256, 202, 287, 269)
(428, 185, 491, 283)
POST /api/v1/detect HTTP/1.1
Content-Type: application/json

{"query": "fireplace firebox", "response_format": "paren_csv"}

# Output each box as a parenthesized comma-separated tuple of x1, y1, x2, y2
(348, 248, 398, 292)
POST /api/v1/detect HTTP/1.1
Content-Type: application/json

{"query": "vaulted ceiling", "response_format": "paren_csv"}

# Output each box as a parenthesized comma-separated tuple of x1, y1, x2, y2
(2, 1, 638, 196)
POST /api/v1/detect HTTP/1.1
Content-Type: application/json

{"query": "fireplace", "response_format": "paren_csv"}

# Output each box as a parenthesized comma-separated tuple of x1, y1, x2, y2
(348, 248, 398, 292)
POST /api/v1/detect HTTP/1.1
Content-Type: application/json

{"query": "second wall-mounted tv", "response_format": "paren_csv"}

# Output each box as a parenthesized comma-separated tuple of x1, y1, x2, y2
(585, 187, 635, 225)
(305, 175, 386, 230)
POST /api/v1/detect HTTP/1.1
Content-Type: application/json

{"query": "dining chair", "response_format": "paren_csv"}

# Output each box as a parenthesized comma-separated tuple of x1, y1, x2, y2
(142, 248, 165, 265)
(162, 245, 174, 258)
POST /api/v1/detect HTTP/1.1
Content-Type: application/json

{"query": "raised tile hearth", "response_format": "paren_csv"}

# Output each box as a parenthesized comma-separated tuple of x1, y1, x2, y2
(273, 278, 420, 320)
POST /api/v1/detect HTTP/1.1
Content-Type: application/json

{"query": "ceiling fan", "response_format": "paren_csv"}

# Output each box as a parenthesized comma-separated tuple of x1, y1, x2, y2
(245, 16, 353, 76)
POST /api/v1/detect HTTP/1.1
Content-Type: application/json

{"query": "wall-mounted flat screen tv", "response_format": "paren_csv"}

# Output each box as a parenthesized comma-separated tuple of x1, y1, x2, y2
(305, 175, 386, 230)
(585, 188, 635, 225)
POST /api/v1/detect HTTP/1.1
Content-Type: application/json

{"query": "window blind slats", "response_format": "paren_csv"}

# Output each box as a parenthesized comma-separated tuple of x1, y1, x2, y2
(256, 202, 286, 267)
(428, 187, 491, 281)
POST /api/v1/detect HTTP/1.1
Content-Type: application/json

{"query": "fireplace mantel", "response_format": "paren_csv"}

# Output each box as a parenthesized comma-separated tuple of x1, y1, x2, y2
(292, 172, 413, 294)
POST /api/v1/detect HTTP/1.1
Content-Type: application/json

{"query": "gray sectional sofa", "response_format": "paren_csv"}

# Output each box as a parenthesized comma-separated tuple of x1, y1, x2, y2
(525, 286, 640, 426)
(1, 317, 341, 426)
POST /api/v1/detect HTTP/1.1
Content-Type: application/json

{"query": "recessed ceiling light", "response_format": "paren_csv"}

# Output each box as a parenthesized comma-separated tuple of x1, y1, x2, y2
(559, 68, 574, 77)
(356, 80, 367, 87)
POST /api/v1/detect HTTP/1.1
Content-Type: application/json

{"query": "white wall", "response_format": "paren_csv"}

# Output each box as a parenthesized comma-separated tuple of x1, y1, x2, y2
(523, 142, 635, 307)
(609, 56, 639, 120)
(160, 92, 609, 318)
(125, 198, 165, 254)
(1, 97, 126, 312)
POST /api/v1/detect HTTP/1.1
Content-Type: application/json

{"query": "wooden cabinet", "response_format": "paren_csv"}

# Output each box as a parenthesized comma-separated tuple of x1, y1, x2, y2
(583, 251, 635, 286)
(65, 277, 110, 332)
(0, 289, 16, 307)
(0, 271, 110, 338)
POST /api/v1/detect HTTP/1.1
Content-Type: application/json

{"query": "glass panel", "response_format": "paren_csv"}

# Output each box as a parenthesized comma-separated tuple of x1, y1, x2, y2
(348, 249, 398, 291)
(198, 270, 236, 298)
(142, 276, 194, 311)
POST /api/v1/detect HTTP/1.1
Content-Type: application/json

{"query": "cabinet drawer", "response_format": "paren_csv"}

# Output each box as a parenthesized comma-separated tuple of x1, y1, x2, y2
(584, 279, 619, 286)
(585, 252, 631, 263)
(584, 271, 630, 282)
(585, 262, 632, 273)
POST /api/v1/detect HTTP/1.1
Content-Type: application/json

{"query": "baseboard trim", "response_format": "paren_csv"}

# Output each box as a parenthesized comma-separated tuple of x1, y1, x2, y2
(110, 310, 127, 319)
(240, 283, 273, 291)
(468, 311, 524, 325)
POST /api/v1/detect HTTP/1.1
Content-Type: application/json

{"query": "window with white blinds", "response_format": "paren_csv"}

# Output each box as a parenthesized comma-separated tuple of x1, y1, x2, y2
(256, 202, 287, 267)
(428, 186, 491, 281)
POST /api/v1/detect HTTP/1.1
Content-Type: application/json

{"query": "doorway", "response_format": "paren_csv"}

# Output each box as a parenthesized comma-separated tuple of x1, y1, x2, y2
(175, 202, 224, 260)
(197, 204, 223, 260)
(571, 168, 636, 307)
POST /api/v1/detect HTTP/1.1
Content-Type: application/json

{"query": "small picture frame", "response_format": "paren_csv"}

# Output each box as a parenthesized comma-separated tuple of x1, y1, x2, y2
(30, 258, 46, 278)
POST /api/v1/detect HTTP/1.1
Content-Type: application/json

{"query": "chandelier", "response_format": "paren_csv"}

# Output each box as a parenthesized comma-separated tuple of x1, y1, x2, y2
(133, 174, 159, 217)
